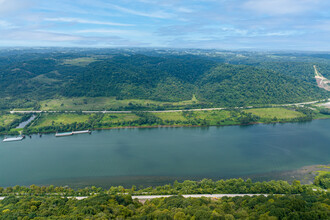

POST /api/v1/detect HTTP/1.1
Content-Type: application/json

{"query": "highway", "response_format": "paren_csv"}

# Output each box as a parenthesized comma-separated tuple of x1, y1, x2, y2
(9, 99, 330, 114)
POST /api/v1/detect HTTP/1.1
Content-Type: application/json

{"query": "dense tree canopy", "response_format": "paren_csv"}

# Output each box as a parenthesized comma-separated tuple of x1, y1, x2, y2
(0, 177, 329, 219)
(0, 49, 329, 110)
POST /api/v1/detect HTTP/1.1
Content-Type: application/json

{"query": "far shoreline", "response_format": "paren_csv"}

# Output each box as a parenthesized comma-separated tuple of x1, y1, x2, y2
(1, 117, 330, 136)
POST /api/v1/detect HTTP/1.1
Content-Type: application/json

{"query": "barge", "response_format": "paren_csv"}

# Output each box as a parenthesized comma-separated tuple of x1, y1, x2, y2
(55, 130, 91, 137)
(55, 132, 73, 137)
(72, 130, 91, 134)
(3, 136, 25, 142)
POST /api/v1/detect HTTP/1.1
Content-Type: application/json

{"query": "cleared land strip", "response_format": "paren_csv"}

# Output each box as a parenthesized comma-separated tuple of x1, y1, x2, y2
(9, 99, 330, 114)
(131, 194, 271, 202)
(0, 194, 272, 202)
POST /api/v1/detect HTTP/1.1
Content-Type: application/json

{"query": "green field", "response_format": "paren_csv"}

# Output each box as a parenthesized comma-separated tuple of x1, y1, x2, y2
(0, 114, 21, 127)
(244, 108, 305, 119)
(26, 110, 239, 133)
(40, 96, 199, 111)
(62, 57, 98, 66)
(152, 112, 188, 121)
(101, 113, 140, 124)
(152, 110, 239, 126)
(32, 114, 91, 128)
(193, 110, 232, 123)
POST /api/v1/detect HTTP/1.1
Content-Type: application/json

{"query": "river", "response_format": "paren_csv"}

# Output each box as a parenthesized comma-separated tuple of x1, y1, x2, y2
(0, 120, 329, 188)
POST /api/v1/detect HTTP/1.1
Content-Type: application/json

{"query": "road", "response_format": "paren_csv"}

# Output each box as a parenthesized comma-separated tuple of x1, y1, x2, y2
(9, 108, 225, 114)
(131, 194, 271, 202)
(9, 99, 330, 114)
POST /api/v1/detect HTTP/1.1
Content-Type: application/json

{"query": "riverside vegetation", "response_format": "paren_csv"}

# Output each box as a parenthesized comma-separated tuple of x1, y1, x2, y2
(0, 173, 329, 219)
(2, 106, 330, 135)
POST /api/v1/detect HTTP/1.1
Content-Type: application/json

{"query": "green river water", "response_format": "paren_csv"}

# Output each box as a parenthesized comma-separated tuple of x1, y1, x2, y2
(0, 120, 329, 188)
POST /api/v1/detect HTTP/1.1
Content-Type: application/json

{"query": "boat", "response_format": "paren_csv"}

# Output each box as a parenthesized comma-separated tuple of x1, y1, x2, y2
(72, 130, 91, 135)
(3, 136, 25, 142)
(55, 132, 73, 137)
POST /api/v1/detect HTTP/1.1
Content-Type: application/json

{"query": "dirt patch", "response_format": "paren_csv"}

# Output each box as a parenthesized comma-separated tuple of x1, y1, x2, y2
(314, 65, 330, 91)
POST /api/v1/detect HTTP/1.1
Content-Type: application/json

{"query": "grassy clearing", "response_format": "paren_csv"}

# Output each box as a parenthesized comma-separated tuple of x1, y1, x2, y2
(152, 112, 188, 121)
(0, 114, 21, 127)
(31, 74, 61, 84)
(62, 57, 98, 66)
(153, 110, 238, 126)
(193, 110, 232, 122)
(27, 109, 239, 133)
(101, 114, 140, 124)
(244, 108, 304, 119)
(40, 96, 199, 111)
(32, 114, 91, 128)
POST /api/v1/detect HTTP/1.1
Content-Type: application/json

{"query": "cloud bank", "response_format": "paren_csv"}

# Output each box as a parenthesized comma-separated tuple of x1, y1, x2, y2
(0, 0, 329, 50)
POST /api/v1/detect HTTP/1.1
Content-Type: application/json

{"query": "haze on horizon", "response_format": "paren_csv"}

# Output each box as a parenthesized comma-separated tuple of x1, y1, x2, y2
(0, 0, 329, 51)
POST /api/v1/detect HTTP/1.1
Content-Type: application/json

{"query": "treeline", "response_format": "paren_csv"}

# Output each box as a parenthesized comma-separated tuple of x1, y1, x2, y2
(0, 177, 329, 219)
(1, 177, 328, 197)
(319, 108, 330, 115)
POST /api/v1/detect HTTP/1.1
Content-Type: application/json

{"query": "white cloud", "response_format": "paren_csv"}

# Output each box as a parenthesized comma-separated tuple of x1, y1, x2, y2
(45, 17, 133, 27)
(244, 0, 317, 15)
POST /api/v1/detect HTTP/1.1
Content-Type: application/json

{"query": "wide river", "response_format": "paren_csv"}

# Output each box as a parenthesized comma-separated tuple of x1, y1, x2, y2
(0, 120, 329, 188)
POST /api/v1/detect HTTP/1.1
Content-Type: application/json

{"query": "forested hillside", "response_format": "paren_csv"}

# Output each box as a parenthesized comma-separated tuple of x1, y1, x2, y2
(197, 64, 326, 106)
(0, 49, 329, 109)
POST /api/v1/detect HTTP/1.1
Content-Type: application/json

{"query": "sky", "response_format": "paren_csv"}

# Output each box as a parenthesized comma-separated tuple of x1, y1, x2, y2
(0, 0, 329, 50)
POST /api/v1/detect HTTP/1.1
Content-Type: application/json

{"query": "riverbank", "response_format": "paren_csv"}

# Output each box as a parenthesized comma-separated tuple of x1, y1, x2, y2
(18, 117, 330, 136)
(2, 104, 330, 136)
(6, 106, 328, 135)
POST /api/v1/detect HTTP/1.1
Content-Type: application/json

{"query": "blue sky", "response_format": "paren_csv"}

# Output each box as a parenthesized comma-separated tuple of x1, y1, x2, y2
(0, 0, 329, 50)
